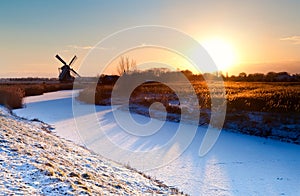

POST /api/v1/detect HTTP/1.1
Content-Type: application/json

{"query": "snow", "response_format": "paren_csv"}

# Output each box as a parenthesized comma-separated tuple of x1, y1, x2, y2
(0, 106, 181, 195)
(14, 90, 300, 195)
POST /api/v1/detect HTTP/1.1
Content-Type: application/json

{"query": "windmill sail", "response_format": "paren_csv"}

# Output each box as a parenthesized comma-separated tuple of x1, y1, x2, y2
(55, 54, 67, 65)
(70, 69, 81, 77)
(69, 55, 77, 66)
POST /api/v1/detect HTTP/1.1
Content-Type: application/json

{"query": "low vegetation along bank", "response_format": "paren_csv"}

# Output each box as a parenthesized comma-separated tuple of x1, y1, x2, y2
(78, 81, 300, 144)
(0, 82, 74, 109)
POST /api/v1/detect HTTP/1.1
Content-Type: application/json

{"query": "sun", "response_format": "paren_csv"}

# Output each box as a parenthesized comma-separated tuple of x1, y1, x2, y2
(201, 38, 236, 72)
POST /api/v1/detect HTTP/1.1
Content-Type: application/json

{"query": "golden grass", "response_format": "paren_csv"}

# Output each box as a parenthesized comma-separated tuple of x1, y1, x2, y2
(0, 86, 24, 109)
(0, 83, 74, 109)
(79, 81, 300, 113)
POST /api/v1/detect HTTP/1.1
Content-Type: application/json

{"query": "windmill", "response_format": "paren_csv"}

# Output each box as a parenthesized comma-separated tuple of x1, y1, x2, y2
(55, 54, 81, 82)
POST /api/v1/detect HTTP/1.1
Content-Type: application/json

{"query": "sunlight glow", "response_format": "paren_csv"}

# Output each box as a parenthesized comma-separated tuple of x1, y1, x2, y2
(201, 38, 236, 72)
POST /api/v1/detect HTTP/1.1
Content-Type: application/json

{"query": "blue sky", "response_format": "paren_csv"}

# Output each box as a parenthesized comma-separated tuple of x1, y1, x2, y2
(1, 0, 300, 77)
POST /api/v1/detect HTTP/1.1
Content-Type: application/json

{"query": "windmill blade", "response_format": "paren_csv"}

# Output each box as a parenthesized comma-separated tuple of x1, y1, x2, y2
(69, 55, 77, 66)
(70, 69, 81, 77)
(55, 54, 67, 65)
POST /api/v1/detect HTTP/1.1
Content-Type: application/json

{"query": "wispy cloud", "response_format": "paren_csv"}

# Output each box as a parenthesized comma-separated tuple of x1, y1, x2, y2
(280, 36, 300, 45)
(67, 45, 112, 50)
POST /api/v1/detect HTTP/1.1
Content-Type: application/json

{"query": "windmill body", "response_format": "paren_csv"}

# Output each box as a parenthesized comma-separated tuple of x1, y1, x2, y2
(55, 54, 81, 82)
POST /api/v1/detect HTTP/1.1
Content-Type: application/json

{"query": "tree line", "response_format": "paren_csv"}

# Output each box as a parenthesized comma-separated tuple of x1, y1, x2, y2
(224, 71, 300, 82)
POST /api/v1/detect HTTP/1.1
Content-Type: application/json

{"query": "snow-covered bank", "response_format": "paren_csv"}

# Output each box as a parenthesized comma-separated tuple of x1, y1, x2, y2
(14, 90, 300, 195)
(0, 106, 182, 195)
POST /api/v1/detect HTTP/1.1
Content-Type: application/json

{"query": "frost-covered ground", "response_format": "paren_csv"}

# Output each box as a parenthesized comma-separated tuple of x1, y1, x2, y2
(14, 90, 300, 195)
(0, 107, 182, 195)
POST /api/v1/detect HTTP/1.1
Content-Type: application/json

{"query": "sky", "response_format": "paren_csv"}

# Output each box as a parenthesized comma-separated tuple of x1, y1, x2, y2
(1, 0, 300, 77)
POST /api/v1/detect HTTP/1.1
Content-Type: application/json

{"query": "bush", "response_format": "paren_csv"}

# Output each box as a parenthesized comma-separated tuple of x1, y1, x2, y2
(23, 85, 45, 96)
(0, 87, 24, 109)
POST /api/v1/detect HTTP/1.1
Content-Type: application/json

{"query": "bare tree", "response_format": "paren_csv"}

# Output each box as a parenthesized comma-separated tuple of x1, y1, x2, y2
(117, 56, 136, 76)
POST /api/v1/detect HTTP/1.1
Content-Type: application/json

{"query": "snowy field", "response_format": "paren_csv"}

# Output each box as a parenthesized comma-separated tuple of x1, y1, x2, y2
(0, 106, 177, 195)
(14, 90, 300, 195)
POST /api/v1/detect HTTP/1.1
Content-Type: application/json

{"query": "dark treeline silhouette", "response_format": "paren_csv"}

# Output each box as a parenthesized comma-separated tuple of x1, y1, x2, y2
(226, 71, 300, 82)
(186, 70, 300, 82)
(3, 70, 299, 84)
(1, 77, 58, 82)
(97, 69, 300, 84)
